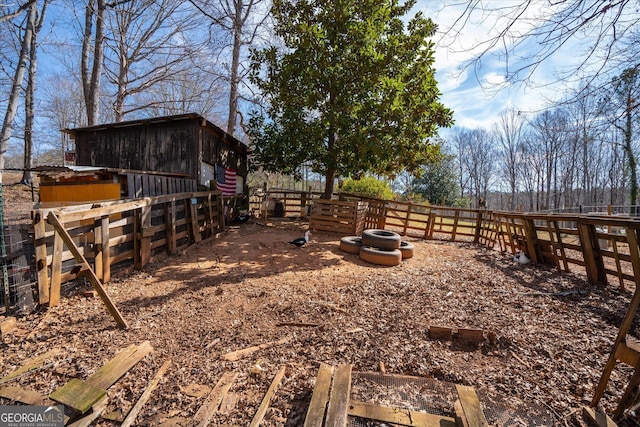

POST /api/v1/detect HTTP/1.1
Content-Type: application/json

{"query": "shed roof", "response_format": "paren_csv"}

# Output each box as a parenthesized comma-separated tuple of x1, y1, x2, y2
(64, 113, 251, 154)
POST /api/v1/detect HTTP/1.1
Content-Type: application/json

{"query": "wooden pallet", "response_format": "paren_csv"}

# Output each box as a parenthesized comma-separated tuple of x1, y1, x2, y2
(303, 365, 490, 427)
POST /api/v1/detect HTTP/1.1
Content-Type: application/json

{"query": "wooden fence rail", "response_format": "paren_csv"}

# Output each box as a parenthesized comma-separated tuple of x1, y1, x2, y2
(329, 195, 640, 289)
(310, 193, 640, 289)
(252, 189, 323, 219)
(33, 190, 224, 306)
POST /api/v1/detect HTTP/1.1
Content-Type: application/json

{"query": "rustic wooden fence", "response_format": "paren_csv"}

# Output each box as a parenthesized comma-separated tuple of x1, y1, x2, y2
(125, 172, 196, 198)
(251, 189, 323, 219)
(321, 195, 640, 289)
(33, 190, 224, 307)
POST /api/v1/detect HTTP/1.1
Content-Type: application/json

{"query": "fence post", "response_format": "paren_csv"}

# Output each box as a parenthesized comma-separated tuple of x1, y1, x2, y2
(522, 217, 542, 264)
(190, 197, 201, 243)
(33, 211, 50, 305)
(100, 216, 111, 283)
(165, 200, 177, 254)
(135, 204, 152, 268)
(451, 210, 460, 241)
(474, 210, 483, 244)
(0, 183, 8, 313)
(577, 219, 607, 286)
(49, 232, 63, 307)
(402, 203, 412, 236)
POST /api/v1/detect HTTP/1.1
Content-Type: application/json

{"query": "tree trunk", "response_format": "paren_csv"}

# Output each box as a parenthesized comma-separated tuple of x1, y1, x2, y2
(22, 0, 47, 184)
(0, 3, 36, 182)
(323, 125, 336, 199)
(226, 0, 243, 136)
(323, 168, 335, 199)
(22, 26, 36, 184)
(114, 56, 128, 122)
(625, 93, 638, 215)
(81, 0, 106, 126)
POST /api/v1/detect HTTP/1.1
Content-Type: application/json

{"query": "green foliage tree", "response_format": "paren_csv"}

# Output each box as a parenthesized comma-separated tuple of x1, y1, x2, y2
(341, 176, 395, 200)
(248, 0, 453, 198)
(411, 153, 461, 206)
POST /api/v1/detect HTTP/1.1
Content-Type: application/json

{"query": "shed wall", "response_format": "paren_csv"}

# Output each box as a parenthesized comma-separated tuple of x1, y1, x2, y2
(75, 120, 199, 177)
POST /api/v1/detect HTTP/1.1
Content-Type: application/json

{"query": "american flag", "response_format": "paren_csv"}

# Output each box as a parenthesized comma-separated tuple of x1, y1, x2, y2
(216, 164, 237, 196)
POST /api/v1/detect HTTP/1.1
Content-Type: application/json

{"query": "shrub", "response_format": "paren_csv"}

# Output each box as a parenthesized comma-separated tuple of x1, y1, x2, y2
(340, 176, 395, 200)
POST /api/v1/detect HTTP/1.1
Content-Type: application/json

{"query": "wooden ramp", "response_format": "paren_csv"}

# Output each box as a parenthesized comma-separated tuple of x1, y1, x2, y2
(303, 365, 492, 427)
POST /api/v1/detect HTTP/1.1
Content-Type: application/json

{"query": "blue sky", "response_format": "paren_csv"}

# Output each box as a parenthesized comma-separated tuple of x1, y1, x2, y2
(417, 1, 585, 130)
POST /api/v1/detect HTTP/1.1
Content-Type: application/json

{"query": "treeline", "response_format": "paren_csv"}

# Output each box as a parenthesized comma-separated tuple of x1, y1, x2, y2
(430, 74, 639, 213)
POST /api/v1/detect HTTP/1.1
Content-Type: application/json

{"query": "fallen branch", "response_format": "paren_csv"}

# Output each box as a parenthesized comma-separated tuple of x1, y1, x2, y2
(494, 289, 588, 297)
(276, 322, 320, 328)
(509, 350, 530, 369)
(308, 300, 349, 314)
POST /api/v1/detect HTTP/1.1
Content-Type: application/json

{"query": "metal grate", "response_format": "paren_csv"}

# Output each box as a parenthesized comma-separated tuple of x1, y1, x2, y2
(0, 183, 37, 314)
(348, 372, 555, 427)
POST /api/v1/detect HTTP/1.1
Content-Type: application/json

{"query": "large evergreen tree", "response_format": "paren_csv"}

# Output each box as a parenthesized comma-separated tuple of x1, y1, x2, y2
(248, 0, 453, 198)
(412, 152, 461, 206)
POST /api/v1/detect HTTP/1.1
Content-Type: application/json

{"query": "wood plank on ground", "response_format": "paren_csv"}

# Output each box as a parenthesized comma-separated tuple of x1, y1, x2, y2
(86, 341, 153, 390)
(325, 364, 352, 427)
(456, 329, 484, 345)
(0, 349, 61, 385)
(454, 400, 469, 427)
(0, 385, 45, 405)
(194, 371, 239, 427)
(428, 326, 453, 340)
(582, 407, 617, 427)
(249, 366, 287, 427)
(222, 336, 292, 362)
(67, 395, 109, 427)
(303, 364, 334, 427)
(0, 316, 17, 336)
(49, 378, 107, 414)
(348, 400, 457, 427)
(455, 385, 489, 427)
(121, 360, 172, 427)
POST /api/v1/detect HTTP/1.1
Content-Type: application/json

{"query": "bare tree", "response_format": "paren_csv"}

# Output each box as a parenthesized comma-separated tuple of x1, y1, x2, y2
(189, 0, 270, 136)
(40, 73, 87, 163)
(528, 108, 574, 211)
(0, 2, 35, 182)
(451, 127, 495, 208)
(103, 0, 203, 121)
(22, 0, 48, 184)
(136, 69, 226, 120)
(563, 83, 605, 207)
(0, 0, 36, 23)
(439, 1, 640, 91)
(81, 0, 107, 126)
(495, 109, 525, 210)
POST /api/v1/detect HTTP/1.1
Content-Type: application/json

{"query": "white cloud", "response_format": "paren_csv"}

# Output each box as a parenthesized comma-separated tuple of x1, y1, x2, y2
(482, 72, 507, 86)
(417, 0, 586, 131)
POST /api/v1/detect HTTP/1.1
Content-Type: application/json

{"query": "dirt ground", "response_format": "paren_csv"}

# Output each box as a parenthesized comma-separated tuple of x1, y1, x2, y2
(0, 173, 639, 425)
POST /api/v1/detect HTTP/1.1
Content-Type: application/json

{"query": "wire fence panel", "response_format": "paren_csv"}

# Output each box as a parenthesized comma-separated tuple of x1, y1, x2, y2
(0, 184, 37, 315)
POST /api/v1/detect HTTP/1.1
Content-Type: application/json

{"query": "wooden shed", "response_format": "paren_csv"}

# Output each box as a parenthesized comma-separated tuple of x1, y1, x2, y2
(64, 113, 251, 195)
